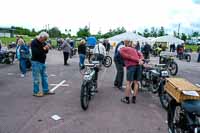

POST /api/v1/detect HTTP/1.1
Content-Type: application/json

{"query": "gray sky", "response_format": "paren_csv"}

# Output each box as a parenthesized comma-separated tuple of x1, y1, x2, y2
(0, 0, 200, 35)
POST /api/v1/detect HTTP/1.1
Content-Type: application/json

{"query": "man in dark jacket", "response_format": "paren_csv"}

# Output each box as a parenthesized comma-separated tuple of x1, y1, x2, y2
(103, 39, 111, 54)
(114, 41, 125, 91)
(142, 43, 151, 59)
(31, 32, 54, 97)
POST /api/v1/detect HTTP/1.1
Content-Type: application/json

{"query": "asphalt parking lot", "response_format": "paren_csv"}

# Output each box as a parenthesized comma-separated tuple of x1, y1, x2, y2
(0, 50, 199, 133)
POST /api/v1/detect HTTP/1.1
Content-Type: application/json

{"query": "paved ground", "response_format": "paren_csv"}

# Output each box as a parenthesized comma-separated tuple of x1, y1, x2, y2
(0, 50, 199, 133)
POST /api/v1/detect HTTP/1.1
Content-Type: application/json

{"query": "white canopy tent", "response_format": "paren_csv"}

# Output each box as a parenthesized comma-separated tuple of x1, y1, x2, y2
(152, 35, 184, 46)
(108, 32, 149, 44)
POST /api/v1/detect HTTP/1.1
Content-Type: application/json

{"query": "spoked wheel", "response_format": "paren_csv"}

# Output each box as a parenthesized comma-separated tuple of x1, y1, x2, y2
(6, 52, 15, 64)
(168, 104, 184, 133)
(159, 81, 169, 110)
(89, 54, 96, 63)
(151, 83, 159, 94)
(80, 83, 90, 111)
(186, 55, 191, 62)
(168, 61, 178, 76)
(102, 56, 112, 68)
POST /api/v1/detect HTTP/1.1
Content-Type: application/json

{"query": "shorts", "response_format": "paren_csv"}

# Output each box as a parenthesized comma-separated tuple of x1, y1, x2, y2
(126, 65, 142, 81)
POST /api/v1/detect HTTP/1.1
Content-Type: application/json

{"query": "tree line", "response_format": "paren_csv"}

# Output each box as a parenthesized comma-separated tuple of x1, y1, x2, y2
(11, 26, 199, 41)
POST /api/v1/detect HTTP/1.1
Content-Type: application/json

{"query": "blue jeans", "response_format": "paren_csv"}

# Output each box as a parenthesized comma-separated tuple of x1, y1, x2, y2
(31, 61, 49, 94)
(79, 54, 85, 67)
(198, 53, 200, 62)
(19, 59, 26, 74)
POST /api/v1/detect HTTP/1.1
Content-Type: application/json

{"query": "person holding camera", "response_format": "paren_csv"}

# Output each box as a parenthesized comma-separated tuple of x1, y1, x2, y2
(30, 32, 54, 97)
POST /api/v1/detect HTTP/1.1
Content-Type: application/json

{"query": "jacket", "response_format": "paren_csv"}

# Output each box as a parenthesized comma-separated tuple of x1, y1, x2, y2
(93, 43, 106, 56)
(61, 41, 71, 53)
(120, 47, 142, 68)
(114, 42, 125, 64)
(31, 39, 48, 64)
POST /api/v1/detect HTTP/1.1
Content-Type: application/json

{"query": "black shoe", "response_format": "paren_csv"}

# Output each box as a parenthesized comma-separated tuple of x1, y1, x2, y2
(114, 82, 118, 87)
(132, 96, 136, 104)
(121, 97, 130, 104)
(118, 86, 124, 91)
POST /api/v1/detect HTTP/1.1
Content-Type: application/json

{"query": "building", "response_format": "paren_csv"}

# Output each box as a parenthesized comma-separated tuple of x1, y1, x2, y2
(0, 27, 15, 37)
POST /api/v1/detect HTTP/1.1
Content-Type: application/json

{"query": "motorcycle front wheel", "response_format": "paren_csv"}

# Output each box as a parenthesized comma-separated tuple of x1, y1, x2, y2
(168, 61, 178, 76)
(80, 82, 90, 111)
(6, 52, 15, 64)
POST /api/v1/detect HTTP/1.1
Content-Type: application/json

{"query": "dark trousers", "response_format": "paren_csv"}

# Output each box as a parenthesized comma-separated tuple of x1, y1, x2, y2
(198, 53, 200, 62)
(63, 52, 69, 65)
(114, 60, 124, 87)
(144, 53, 150, 59)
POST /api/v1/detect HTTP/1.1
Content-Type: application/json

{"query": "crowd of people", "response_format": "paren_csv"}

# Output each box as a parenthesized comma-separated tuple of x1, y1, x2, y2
(6, 31, 200, 99)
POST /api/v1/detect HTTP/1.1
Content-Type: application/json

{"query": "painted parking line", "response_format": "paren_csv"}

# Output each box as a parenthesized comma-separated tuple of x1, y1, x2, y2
(50, 84, 69, 87)
(7, 73, 15, 75)
(50, 80, 66, 93)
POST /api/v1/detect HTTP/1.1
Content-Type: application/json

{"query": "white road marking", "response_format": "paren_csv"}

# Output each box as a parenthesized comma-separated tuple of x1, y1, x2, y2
(50, 84, 69, 87)
(50, 80, 66, 93)
(7, 73, 14, 75)
(50, 74, 56, 77)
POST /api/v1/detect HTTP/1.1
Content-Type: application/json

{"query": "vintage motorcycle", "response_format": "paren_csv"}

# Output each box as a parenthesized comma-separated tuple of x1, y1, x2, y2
(89, 54, 112, 68)
(132, 60, 169, 94)
(178, 52, 192, 62)
(80, 61, 100, 111)
(159, 54, 178, 76)
(0, 50, 15, 64)
(168, 99, 200, 133)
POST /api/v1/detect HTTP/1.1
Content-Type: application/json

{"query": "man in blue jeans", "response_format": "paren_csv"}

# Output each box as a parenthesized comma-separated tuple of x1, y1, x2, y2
(31, 32, 55, 97)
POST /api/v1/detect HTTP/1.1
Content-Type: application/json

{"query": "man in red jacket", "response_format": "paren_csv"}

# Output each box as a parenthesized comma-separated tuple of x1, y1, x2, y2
(119, 41, 143, 104)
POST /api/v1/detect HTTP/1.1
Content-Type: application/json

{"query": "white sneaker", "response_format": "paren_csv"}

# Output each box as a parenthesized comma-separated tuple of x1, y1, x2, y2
(20, 74, 25, 78)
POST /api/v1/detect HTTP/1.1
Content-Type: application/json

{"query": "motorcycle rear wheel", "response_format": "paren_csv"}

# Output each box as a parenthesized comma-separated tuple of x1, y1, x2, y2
(102, 56, 112, 68)
(186, 55, 191, 62)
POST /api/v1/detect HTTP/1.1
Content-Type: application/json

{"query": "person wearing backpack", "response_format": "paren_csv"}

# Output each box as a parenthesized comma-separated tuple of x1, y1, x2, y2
(113, 41, 125, 91)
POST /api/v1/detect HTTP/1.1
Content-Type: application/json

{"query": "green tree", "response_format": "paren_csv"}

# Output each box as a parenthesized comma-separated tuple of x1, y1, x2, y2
(48, 27, 61, 38)
(150, 27, 157, 37)
(181, 33, 187, 41)
(158, 26, 165, 36)
(192, 31, 199, 37)
(31, 28, 37, 36)
(143, 28, 150, 37)
(77, 26, 91, 38)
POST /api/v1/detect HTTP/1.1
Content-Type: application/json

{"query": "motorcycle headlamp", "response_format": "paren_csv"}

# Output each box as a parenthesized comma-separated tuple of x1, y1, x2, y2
(83, 74, 92, 80)
(161, 70, 169, 77)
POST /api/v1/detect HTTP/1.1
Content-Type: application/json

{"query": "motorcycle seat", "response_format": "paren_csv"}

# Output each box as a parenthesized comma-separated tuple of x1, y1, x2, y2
(181, 100, 200, 116)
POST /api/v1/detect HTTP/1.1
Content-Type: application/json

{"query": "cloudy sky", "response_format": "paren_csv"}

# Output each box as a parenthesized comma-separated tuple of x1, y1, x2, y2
(0, 0, 200, 35)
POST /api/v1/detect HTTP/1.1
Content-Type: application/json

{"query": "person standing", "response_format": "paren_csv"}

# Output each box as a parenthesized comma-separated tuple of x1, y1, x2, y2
(93, 42, 106, 63)
(61, 38, 71, 65)
(78, 39, 86, 69)
(31, 32, 54, 97)
(103, 39, 111, 55)
(113, 41, 125, 91)
(119, 41, 143, 104)
(142, 42, 151, 59)
(16, 38, 30, 77)
(135, 41, 140, 51)
(197, 45, 200, 62)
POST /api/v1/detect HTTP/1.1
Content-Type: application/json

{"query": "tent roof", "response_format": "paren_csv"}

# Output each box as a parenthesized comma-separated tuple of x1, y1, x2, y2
(108, 32, 149, 43)
(152, 35, 184, 45)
